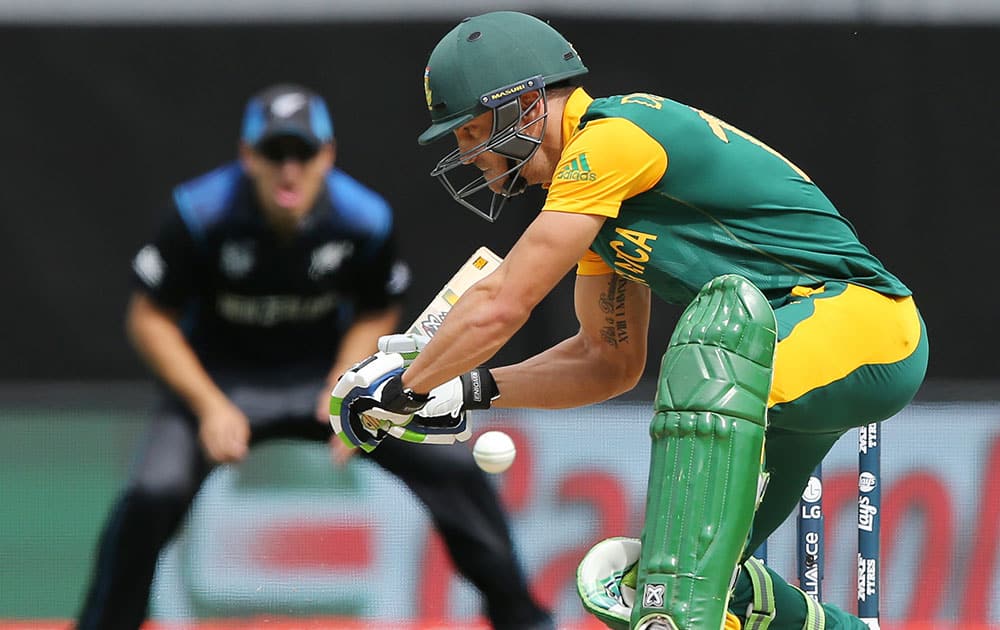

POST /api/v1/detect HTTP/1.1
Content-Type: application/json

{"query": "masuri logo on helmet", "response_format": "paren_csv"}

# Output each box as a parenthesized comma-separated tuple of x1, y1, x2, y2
(419, 11, 588, 145)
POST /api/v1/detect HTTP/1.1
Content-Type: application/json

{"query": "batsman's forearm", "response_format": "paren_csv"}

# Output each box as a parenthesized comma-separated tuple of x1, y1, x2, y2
(490, 335, 639, 409)
(403, 282, 528, 394)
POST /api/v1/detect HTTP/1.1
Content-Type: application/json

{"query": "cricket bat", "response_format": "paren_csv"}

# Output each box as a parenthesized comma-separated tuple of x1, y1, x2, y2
(333, 247, 503, 450)
(405, 246, 503, 338)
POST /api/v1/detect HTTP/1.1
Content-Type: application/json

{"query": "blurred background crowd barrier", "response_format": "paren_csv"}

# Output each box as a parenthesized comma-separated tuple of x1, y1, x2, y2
(1, 0, 997, 626)
(3, 387, 998, 627)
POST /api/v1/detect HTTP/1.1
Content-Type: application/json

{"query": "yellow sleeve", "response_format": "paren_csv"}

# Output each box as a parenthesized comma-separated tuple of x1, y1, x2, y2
(542, 117, 668, 218)
(576, 249, 613, 276)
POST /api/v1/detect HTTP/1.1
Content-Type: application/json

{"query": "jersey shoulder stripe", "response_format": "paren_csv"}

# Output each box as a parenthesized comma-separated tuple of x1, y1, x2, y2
(172, 162, 244, 241)
(325, 169, 393, 241)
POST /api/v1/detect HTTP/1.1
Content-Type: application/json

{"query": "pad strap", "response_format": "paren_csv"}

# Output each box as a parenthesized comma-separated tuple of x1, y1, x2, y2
(742, 557, 776, 630)
(792, 586, 827, 630)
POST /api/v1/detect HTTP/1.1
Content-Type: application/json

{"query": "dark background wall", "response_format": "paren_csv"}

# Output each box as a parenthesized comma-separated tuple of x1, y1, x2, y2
(1, 20, 996, 381)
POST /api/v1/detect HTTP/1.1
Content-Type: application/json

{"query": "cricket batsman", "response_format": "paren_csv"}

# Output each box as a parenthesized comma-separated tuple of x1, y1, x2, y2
(330, 11, 928, 630)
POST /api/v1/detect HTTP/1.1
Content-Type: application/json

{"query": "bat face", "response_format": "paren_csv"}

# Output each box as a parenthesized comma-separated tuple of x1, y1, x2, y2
(406, 247, 503, 338)
(411, 310, 449, 337)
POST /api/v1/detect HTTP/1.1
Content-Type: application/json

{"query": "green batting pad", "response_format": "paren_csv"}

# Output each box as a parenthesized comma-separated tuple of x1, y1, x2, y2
(656, 274, 777, 425)
(633, 275, 776, 630)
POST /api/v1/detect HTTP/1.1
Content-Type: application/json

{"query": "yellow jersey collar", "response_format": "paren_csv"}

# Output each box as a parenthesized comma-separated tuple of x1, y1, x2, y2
(560, 88, 594, 150)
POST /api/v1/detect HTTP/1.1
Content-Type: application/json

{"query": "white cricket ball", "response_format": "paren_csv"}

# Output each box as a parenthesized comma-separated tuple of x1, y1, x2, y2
(473, 430, 517, 474)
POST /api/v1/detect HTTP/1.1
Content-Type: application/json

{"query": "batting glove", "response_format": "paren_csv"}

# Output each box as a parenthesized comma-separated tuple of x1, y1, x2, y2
(383, 411, 473, 445)
(372, 363, 481, 445)
(329, 352, 422, 452)
(377, 333, 431, 367)
(417, 368, 500, 419)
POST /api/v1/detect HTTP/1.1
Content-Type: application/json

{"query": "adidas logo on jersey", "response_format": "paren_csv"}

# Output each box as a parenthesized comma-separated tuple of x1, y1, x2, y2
(556, 153, 598, 181)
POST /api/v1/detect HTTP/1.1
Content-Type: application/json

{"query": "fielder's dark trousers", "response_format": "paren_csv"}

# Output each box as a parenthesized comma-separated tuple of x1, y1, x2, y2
(76, 368, 551, 630)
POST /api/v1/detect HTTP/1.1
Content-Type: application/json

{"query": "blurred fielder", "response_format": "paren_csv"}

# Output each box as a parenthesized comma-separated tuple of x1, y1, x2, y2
(76, 82, 552, 630)
(332, 12, 928, 630)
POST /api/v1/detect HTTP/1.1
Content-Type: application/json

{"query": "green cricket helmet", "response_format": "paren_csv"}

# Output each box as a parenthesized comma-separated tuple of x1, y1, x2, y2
(419, 11, 588, 222)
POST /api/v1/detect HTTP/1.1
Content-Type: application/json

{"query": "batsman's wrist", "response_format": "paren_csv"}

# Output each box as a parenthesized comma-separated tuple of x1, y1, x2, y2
(460, 368, 500, 410)
(380, 374, 431, 414)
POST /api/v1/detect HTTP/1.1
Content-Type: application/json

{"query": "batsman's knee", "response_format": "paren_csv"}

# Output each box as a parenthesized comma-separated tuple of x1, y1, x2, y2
(632, 275, 777, 630)
(657, 274, 777, 427)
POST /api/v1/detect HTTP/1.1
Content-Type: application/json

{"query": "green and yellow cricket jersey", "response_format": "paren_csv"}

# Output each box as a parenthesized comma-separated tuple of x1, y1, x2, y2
(544, 91, 929, 628)
(543, 89, 911, 306)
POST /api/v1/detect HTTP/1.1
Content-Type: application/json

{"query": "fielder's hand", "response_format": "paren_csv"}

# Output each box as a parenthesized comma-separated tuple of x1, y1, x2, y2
(198, 397, 251, 463)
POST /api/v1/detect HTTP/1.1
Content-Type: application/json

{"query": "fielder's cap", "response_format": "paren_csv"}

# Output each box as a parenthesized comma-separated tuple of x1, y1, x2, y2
(241, 83, 334, 148)
(419, 11, 588, 145)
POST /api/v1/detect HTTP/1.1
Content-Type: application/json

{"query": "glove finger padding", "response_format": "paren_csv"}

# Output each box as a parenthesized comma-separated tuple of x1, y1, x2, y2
(329, 352, 409, 452)
(385, 412, 473, 445)
(577, 537, 641, 630)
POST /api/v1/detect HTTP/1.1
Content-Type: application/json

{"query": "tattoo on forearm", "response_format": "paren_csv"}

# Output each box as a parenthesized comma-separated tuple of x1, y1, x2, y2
(599, 275, 630, 347)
